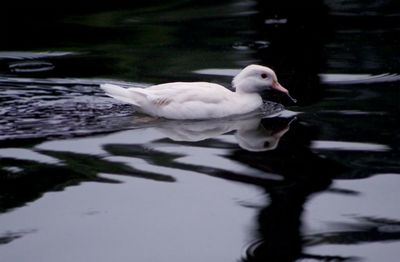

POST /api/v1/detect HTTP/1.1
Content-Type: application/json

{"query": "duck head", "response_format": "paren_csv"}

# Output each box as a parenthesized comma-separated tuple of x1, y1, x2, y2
(232, 64, 296, 103)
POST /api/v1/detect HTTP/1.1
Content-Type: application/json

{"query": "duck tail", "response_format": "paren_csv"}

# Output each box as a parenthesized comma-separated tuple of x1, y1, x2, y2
(100, 83, 146, 106)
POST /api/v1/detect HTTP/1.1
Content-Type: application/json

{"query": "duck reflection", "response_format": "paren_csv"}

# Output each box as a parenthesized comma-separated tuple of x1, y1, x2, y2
(152, 113, 295, 152)
(101, 113, 297, 184)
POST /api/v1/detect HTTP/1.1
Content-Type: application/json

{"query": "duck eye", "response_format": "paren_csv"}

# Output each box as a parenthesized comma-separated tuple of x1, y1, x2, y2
(261, 73, 268, 79)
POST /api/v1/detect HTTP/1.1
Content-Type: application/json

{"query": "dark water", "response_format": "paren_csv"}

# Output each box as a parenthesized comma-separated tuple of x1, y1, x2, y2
(1, 1, 400, 261)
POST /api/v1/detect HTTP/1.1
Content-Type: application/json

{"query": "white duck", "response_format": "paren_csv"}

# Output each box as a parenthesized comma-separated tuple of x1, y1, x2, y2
(100, 64, 295, 120)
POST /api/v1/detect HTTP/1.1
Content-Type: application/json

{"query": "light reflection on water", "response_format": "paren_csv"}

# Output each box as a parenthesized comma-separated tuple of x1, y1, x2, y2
(304, 174, 400, 261)
(0, 171, 262, 262)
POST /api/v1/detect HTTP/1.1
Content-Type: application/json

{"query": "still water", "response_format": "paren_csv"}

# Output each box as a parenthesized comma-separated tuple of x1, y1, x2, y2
(1, 1, 400, 261)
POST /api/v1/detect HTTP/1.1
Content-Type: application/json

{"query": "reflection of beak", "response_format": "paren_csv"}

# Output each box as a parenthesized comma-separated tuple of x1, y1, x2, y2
(272, 80, 297, 103)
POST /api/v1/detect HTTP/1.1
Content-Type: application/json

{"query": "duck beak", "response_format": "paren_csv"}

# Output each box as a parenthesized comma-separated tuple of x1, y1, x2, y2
(272, 80, 297, 103)
(272, 80, 288, 94)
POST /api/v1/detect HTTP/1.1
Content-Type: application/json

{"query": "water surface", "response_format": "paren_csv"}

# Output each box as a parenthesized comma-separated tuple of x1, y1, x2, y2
(1, 1, 400, 261)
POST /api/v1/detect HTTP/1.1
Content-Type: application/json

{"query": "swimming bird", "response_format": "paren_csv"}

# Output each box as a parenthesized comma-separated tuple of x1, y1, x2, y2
(100, 64, 295, 120)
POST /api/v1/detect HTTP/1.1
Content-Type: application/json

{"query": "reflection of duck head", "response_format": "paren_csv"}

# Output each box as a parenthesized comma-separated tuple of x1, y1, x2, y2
(235, 117, 294, 152)
(151, 112, 296, 151)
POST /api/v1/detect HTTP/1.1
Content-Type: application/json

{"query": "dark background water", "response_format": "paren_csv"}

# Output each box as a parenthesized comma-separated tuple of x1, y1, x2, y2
(1, 1, 400, 261)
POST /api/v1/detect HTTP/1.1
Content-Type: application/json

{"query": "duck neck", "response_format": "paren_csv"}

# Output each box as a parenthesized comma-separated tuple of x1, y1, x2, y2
(233, 78, 260, 94)
(234, 84, 259, 95)
(233, 82, 247, 94)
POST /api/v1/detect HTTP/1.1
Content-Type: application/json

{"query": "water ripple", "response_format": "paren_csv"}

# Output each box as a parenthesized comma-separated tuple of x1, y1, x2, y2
(0, 78, 144, 141)
(9, 61, 55, 73)
(0, 51, 77, 60)
(320, 73, 400, 85)
(232, 41, 270, 51)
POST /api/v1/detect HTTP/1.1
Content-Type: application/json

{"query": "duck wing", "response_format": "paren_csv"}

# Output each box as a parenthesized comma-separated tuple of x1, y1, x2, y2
(135, 82, 235, 119)
(139, 82, 231, 104)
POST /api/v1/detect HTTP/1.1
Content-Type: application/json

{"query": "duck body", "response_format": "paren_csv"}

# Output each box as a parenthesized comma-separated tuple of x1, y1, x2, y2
(101, 64, 292, 120)
(101, 82, 262, 119)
